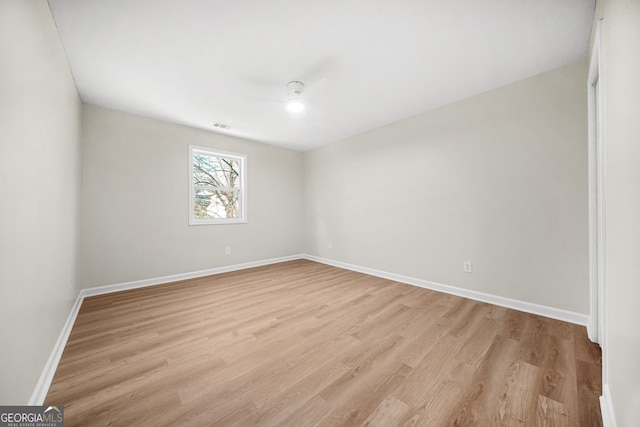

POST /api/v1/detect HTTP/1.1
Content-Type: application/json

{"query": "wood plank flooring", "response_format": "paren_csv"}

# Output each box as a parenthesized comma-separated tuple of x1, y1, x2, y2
(45, 260, 602, 426)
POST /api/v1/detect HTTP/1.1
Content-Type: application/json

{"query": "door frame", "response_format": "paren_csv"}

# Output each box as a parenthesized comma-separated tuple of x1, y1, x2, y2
(587, 19, 605, 354)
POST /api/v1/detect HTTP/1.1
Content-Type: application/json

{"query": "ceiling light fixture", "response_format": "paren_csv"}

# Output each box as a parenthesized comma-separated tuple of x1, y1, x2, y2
(286, 81, 305, 113)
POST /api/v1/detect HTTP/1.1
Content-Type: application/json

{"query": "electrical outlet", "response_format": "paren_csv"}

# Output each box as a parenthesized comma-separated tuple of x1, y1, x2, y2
(328, 242, 333, 250)
(463, 261, 473, 273)
(225, 247, 231, 255)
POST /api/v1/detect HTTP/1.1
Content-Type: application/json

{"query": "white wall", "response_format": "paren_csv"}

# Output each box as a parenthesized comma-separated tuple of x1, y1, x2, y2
(592, 0, 640, 424)
(0, 0, 81, 404)
(80, 105, 303, 287)
(304, 60, 589, 314)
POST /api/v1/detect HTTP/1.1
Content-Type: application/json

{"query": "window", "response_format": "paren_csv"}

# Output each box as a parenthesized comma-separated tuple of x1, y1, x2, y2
(189, 146, 246, 225)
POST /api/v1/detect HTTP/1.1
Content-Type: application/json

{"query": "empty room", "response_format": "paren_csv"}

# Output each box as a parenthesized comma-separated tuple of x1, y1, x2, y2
(1, 0, 639, 426)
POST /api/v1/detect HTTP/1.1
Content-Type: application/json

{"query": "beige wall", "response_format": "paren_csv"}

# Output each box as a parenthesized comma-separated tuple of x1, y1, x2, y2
(80, 105, 304, 287)
(0, 1, 81, 404)
(592, 0, 640, 424)
(304, 60, 589, 314)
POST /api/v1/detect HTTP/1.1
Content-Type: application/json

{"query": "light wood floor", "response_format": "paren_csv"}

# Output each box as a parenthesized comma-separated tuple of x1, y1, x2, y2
(45, 260, 602, 426)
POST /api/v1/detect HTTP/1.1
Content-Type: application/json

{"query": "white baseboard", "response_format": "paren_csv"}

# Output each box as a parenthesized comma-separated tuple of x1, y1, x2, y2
(600, 384, 617, 427)
(28, 254, 304, 405)
(79, 255, 303, 298)
(302, 254, 590, 327)
(28, 294, 84, 405)
(31, 253, 592, 405)
(586, 321, 598, 343)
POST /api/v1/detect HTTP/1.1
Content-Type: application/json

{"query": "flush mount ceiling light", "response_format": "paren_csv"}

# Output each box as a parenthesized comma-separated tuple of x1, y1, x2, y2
(286, 81, 305, 113)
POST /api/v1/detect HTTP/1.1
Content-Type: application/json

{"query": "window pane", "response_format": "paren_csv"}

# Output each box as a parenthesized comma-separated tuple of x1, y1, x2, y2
(194, 188, 240, 219)
(193, 153, 240, 189)
(189, 146, 246, 225)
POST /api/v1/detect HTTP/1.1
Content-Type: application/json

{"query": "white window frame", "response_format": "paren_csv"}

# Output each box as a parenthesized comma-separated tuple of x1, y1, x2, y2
(189, 145, 247, 225)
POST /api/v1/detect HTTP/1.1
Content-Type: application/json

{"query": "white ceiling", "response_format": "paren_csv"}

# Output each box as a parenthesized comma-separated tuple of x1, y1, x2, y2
(48, 0, 595, 151)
